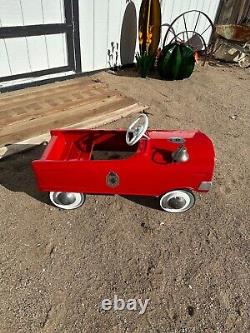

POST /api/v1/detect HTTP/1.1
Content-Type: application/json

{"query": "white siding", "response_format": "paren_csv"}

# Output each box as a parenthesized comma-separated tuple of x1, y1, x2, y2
(0, 0, 67, 79)
(45, 34, 67, 68)
(79, 0, 220, 72)
(41, 0, 65, 24)
(79, 0, 94, 72)
(0, 39, 12, 76)
(4, 38, 31, 75)
(0, 34, 67, 76)
(93, 0, 109, 70)
(0, 0, 23, 27)
(0, 0, 64, 26)
(79, 0, 141, 72)
(25, 36, 49, 71)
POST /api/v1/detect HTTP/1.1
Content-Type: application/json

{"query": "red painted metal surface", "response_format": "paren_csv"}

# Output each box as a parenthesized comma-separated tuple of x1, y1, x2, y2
(32, 129, 215, 197)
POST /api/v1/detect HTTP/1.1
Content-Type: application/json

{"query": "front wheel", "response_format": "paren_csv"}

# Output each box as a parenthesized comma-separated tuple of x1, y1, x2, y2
(160, 190, 195, 213)
(49, 192, 86, 210)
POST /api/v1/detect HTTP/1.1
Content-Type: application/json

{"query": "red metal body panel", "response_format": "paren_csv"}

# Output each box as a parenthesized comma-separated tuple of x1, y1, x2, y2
(32, 129, 215, 197)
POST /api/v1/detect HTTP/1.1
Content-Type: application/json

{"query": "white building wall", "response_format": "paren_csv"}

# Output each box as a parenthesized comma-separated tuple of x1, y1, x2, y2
(79, 0, 220, 72)
(0, 0, 67, 78)
(79, 0, 141, 72)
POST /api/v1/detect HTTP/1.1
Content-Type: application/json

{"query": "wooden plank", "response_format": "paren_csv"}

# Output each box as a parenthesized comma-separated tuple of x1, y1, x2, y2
(0, 103, 148, 159)
(0, 92, 118, 127)
(0, 77, 98, 99)
(0, 86, 117, 124)
(216, 0, 250, 25)
(0, 76, 148, 158)
(237, 0, 250, 24)
(0, 95, 128, 144)
(0, 80, 102, 106)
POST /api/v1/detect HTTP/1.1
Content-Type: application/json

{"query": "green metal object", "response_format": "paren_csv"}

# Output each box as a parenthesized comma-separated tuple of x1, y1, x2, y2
(136, 52, 155, 78)
(158, 43, 195, 80)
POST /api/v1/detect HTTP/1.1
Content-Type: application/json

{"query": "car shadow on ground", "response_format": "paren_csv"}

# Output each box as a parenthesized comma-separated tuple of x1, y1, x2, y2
(121, 195, 161, 211)
(0, 144, 50, 205)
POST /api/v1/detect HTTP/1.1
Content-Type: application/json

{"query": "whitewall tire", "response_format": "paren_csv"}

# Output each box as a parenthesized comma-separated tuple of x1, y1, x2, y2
(160, 190, 195, 213)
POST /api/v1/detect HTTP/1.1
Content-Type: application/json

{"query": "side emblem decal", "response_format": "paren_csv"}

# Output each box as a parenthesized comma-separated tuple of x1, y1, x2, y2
(106, 171, 120, 188)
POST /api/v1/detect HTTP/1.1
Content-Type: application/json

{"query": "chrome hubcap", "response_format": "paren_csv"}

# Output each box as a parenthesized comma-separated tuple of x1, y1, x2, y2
(54, 192, 77, 206)
(50, 192, 85, 210)
(168, 196, 186, 209)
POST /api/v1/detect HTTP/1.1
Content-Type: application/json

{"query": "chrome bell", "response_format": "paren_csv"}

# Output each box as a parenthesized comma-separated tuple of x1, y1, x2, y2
(172, 145, 189, 162)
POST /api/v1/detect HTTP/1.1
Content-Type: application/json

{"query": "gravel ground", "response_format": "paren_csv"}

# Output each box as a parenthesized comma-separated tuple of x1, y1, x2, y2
(0, 64, 249, 333)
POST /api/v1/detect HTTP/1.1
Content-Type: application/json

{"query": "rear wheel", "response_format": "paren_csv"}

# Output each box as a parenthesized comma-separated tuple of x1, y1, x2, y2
(160, 190, 195, 213)
(49, 192, 86, 210)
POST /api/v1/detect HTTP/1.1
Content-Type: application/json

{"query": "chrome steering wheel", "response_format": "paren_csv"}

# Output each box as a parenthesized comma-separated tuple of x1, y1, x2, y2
(126, 114, 149, 146)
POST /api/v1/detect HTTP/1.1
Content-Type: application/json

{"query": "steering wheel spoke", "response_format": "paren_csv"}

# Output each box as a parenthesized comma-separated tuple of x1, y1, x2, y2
(126, 114, 149, 146)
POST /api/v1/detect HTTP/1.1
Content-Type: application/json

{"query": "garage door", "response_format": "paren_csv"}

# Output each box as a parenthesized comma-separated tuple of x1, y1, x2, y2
(0, 0, 81, 82)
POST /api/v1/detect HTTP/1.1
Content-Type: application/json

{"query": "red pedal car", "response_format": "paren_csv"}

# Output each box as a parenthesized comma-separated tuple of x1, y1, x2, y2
(32, 114, 215, 213)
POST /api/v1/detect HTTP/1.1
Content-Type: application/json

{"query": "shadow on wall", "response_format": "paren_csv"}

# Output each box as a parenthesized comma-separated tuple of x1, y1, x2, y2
(108, 42, 119, 69)
(120, 1, 137, 65)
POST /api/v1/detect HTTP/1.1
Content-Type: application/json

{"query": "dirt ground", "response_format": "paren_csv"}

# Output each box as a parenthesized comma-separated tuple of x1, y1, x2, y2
(0, 64, 249, 333)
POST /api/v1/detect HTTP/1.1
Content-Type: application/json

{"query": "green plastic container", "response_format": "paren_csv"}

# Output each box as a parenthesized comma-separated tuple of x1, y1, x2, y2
(158, 43, 195, 80)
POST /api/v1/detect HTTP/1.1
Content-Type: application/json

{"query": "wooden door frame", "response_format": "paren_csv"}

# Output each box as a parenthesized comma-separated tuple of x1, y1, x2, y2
(0, 0, 81, 82)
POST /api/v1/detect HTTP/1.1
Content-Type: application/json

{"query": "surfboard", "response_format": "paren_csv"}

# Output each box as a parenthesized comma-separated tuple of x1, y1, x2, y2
(138, 0, 161, 56)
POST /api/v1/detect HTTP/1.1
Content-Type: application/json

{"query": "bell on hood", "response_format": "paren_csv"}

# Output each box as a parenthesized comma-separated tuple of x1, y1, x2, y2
(172, 145, 189, 162)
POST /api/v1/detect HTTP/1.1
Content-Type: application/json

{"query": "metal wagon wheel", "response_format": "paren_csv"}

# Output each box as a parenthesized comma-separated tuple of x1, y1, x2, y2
(162, 10, 215, 64)
(160, 23, 176, 45)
